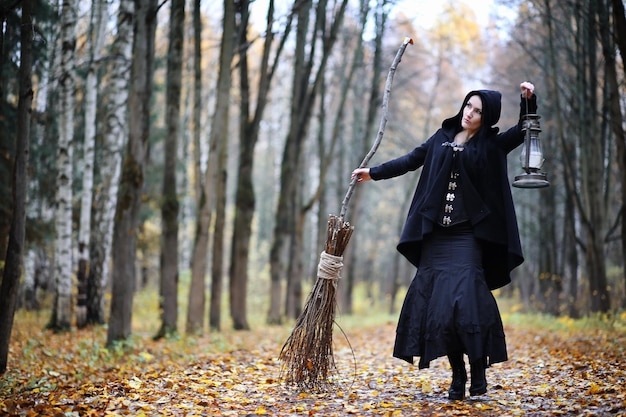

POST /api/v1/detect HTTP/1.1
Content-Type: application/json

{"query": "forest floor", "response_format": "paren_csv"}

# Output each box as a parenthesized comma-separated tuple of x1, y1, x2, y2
(1, 304, 626, 416)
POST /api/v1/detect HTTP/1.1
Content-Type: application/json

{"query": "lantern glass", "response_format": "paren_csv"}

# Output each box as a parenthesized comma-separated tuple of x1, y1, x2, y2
(513, 113, 550, 189)
(520, 131, 544, 170)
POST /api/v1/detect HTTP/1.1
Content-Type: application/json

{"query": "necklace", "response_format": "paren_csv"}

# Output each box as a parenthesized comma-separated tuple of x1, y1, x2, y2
(454, 131, 473, 146)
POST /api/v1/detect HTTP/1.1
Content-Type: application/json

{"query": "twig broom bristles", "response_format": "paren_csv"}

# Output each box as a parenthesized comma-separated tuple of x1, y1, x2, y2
(279, 37, 413, 391)
(278, 215, 353, 390)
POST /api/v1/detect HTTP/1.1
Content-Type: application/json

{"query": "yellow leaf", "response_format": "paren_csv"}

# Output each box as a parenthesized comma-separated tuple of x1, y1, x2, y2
(254, 406, 268, 415)
(127, 377, 143, 389)
(588, 382, 601, 394)
(363, 402, 375, 410)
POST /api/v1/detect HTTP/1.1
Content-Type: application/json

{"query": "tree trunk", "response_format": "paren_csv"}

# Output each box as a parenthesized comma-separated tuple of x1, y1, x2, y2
(537, 185, 560, 314)
(526, 2, 561, 315)
(50, 0, 78, 332)
(187, 198, 210, 333)
(77, 0, 107, 329)
(191, 0, 202, 204)
(230, 0, 292, 330)
(341, 1, 386, 314)
(107, 0, 157, 346)
(87, 0, 134, 326)
(209, 137, 227, 331)
(543, 0, 580, 317)
(0, 2, 19, 265)
(187, 0, 235, 333)
(579, 0, 610, 313)
(285, 193, 304, 319)
(229, 0, 255, 332)
(599, 0, 626, 308)
(612, 0, 626, 69)
(185, 0, 204, 335)
(564, 190, 579, 317)
(268, 0, 312, 324)
(0, 0, 33, 373)
(209, 0, 235, 331)
(155, 0, 184, 340)
(22, 249, 38, 310)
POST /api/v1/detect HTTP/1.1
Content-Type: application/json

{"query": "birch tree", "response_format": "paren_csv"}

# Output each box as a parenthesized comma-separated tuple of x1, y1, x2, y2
(0, 0, 33, 373)
(76, 0, 107, 328)
(49, 0, 78, 332)
(88, 0, 134, 325)
(156, 0, 184, 339)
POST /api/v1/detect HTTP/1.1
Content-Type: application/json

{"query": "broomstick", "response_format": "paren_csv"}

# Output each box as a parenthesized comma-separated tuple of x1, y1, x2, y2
(279, 37, 413, 391)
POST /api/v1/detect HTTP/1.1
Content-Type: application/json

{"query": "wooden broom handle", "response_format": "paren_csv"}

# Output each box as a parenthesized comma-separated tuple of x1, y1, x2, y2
(339, 37, 413, 220)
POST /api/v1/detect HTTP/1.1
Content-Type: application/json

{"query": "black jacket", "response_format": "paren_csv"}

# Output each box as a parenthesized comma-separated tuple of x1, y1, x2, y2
(369, 90, 537, 290)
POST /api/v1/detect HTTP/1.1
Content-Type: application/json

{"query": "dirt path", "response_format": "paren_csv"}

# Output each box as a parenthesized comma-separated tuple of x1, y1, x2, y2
(1, 320, 625, 416)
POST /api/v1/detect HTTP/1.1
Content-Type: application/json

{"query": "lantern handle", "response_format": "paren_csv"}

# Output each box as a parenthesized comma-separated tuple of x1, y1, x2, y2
(523, 97, 531, 173)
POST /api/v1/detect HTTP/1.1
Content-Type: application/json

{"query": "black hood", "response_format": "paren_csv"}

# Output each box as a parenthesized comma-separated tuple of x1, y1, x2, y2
(442, 89, 502, 134)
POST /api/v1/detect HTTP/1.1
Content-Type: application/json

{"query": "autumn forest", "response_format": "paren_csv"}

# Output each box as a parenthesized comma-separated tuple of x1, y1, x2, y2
(1, 0, 626, 415)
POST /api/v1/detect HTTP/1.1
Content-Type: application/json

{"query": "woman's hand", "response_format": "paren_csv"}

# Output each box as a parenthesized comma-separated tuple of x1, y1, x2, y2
(520, 81, 535, 98)
(351, 167, 371, 183)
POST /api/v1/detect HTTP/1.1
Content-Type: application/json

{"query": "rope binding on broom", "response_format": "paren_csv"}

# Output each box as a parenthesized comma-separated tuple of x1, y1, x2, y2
(317, 251, 343, 283)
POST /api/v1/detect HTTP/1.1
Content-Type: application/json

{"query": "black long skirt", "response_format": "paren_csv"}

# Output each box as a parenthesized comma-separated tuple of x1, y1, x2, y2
(393, 223, 508, 369)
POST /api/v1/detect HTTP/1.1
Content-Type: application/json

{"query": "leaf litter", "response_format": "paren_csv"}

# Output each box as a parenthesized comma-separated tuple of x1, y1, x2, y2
(1, 313, 625, 416)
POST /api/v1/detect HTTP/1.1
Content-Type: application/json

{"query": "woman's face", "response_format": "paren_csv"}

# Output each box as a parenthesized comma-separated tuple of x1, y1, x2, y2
(461, 95, 483, 136)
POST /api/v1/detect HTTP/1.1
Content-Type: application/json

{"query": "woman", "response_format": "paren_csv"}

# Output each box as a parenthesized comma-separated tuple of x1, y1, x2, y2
(352, 82, 536, 400)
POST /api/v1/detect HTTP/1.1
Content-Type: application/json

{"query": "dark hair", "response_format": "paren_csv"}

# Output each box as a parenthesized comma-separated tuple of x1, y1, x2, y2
(442, 89, 502, 139)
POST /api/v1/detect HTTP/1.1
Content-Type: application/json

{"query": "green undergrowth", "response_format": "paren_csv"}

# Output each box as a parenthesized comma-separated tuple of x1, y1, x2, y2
(11, 273, 626, 354)
(502, 309, 626, 333)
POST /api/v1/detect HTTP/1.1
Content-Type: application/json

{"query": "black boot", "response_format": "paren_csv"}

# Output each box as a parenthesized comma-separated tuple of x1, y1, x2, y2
(447, 353, 467, 400)
(469, 358, 487, 396)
